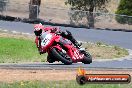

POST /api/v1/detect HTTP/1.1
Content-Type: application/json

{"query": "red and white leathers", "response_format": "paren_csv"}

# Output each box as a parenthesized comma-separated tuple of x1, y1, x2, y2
(34, 23, 60, 54)
(34, 23, 81, 54)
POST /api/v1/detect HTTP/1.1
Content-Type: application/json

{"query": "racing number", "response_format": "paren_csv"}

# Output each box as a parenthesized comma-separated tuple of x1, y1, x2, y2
(42, 38, 49, 45)
(41, 34, 52, 46)
(73, 50, 84, 60)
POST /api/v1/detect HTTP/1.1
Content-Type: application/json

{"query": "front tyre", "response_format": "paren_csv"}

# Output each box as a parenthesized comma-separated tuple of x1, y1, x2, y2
(47, 55, 55, 63)
(81, 51, 92, 64)
(51, 48, 72, 65)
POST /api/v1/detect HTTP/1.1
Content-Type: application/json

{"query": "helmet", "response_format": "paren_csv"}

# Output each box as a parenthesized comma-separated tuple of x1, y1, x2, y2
(34, 23, 44, 36)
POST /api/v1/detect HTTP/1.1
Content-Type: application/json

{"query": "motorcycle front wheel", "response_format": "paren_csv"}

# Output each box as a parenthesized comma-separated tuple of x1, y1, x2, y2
(51, 48, 72, 65)
(47, 55, 55, 63)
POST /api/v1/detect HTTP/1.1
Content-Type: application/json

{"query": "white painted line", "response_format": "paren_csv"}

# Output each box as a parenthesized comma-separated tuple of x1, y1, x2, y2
(11, 31, 20, 34)
(22, 32, 32, 35)
(77, 62, 83, 64)
(3, 29, 8, 32)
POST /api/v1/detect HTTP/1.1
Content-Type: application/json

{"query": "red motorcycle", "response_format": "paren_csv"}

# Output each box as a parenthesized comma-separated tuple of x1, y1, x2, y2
(40, 30, 92, 65)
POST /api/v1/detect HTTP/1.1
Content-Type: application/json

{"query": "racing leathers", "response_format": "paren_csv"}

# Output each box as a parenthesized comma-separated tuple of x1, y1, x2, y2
(34, 27, 80, 54)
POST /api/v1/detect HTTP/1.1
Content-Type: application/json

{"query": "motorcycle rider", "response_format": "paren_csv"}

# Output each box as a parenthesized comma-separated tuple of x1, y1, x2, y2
(34, 23, 81, 54)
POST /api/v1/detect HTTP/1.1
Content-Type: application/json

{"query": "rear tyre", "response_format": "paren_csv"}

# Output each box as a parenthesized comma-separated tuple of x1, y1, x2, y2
(81, 51, 92, 64)
(51, 48, 72, 65)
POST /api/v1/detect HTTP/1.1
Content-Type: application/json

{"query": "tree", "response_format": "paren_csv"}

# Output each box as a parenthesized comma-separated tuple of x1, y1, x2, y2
(115, 0, 132, 24)
(29, 0, 41, 20)
(65, 0, 110, 28)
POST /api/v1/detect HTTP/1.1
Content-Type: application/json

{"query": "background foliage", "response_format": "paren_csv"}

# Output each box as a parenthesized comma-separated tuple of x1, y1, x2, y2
(115, 0, 132, 24)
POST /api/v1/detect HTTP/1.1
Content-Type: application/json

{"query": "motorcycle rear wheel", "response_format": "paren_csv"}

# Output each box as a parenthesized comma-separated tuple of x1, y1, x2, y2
(51, 48, 73, 65)
(81, 50, 92, 64)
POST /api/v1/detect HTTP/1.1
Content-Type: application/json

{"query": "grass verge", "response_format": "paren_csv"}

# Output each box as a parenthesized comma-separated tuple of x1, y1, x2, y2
(83, 42, 129, 59)
(0, 37, 47, 63)
(0, 32, 129, 63)
(0, 80, 131, 88)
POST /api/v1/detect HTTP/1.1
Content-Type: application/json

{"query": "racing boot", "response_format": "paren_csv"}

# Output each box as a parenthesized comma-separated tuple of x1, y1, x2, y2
(70, 36, 82, 48)
(61, 30, 81, 48)
(65, 30, 82, 48)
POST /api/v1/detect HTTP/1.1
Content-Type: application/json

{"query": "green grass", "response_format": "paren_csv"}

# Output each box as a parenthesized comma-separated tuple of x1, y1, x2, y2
(0, 37, 47, 63)
(0, 80, 131, 88)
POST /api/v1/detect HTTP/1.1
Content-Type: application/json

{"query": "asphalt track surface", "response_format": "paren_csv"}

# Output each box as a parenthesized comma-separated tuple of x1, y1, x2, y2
(0, 20, 132, 69)
(0, 21, 132, 49)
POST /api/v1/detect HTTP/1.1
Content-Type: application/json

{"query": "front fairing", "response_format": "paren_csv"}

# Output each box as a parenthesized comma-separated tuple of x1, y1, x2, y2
(40, 32, 56, 51)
